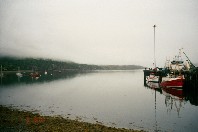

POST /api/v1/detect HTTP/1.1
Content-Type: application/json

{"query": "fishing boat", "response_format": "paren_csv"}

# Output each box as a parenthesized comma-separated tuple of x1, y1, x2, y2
(160, 74, 184, 88)
(164, 49, 191, 72)
(160, 49, 187, 88)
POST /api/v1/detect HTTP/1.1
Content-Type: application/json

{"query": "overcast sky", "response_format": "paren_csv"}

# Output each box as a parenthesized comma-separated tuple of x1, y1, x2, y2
(0, 0, 198, 67)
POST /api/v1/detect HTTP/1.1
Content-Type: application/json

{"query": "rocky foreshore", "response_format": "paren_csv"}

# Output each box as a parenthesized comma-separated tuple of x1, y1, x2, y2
(0, 105, 143, 132)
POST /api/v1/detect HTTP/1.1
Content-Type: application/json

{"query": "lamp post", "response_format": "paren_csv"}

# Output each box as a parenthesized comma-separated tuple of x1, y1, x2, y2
(153, 25, 156, 68)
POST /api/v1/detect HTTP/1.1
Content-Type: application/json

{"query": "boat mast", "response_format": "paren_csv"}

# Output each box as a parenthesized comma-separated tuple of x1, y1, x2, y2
(153, 25, 156, 68)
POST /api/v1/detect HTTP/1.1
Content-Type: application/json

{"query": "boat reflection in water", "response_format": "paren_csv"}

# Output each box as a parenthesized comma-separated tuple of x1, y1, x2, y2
(162, 87, 185, 117)
(162, 87, 184, 99)
(146, 80, 198, 119)
(146, 79, 198, 106)
(145, 80, 186, 117)
(145, 82, 187, 131)
(145, 81, 162, 131)
(146, 81, 160, 89)
(145, 81, 162, 95)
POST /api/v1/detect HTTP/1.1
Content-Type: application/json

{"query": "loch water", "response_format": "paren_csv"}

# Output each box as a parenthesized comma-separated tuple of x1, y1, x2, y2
(0, 70, 198, 131)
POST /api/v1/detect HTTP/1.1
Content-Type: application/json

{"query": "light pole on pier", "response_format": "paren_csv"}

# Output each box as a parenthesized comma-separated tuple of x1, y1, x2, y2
(153, 25, 156, 68)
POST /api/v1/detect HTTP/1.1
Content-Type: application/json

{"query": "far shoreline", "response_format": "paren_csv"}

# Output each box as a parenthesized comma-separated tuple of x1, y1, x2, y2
(1, 69, 144, 73)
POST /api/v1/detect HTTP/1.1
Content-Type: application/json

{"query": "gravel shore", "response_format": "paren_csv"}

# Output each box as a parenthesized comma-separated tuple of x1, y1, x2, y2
(0, 105, 143, 132)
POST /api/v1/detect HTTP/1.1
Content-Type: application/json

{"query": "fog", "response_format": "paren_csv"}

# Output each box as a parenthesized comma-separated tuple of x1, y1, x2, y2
(0, 0, 198, 67)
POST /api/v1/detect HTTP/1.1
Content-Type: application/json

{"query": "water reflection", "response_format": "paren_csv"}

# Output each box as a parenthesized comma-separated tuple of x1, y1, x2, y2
(162, 88, 185, 118)
(145, 80, 198, 106)
(145, 82, 162, 94)
(162, 87, 184, 99)
(0, 71, 85, 86)
(144, 82, 161, 131)
(0, 70, 198, 131)
(145, 81, 198, 131)
(146, 82, 160, 89)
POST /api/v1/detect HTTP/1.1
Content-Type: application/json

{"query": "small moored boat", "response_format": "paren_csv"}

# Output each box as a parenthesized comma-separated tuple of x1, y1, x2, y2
(30, 72, 40, 78)
(146, 72, 159, 83)
(16, 67, 23, 78)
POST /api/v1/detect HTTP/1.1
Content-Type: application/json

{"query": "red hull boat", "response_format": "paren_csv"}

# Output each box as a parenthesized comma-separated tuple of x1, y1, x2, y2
(160, 75, 184, 88)
(30, 72, 40, 78)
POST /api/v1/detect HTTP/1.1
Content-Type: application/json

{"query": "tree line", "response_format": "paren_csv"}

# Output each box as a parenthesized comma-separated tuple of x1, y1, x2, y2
(0, 57, 144, 71)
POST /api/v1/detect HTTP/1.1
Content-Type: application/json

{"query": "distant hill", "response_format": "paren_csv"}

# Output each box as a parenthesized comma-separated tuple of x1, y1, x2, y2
(0, 57, 144, 71)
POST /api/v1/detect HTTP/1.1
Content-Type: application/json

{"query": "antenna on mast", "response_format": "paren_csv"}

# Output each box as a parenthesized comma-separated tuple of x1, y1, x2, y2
(153, 25, 156, 68)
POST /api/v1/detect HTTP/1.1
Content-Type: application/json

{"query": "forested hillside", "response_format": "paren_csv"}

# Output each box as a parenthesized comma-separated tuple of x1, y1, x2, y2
(0, 57, 144, 71)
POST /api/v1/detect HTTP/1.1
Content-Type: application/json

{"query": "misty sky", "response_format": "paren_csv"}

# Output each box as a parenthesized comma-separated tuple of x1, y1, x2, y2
(0, 0, 198, 67)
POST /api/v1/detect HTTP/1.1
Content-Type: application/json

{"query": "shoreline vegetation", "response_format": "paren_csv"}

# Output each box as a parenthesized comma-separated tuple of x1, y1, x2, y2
(0, 105, 143, 132)
(0, 57, 144, 72)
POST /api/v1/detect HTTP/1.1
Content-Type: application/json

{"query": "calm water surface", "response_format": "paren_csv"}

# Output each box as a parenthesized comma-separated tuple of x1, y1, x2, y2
(0, 70, 198, 131)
